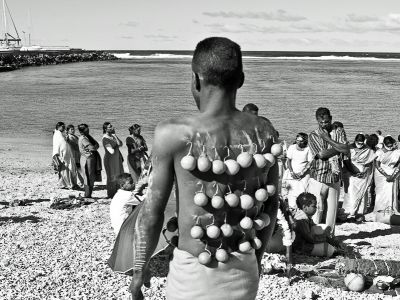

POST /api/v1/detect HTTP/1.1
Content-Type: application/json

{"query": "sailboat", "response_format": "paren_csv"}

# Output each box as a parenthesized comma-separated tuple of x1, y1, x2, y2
(0, 0, 21, 52)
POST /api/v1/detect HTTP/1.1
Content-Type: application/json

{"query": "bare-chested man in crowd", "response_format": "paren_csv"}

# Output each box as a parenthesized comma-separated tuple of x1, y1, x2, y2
(129, 37, 280, 300)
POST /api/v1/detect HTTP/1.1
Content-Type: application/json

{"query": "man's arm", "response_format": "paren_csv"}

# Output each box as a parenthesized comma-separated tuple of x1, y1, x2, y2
(129, 124, 176, 300)
(318, 129, 349, 155)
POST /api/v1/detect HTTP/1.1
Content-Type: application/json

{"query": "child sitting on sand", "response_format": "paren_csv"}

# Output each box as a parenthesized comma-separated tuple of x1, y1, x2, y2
(109, 173, 142, 234)
(292, 192, 338, 257)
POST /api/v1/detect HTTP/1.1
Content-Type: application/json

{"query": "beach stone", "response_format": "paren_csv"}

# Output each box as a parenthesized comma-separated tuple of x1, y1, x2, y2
(1, 258, 10, 267)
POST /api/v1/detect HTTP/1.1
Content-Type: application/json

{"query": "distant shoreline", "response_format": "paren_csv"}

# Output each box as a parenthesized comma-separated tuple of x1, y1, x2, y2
(0, 51, 118, 72)
(108, 49, 400, 60)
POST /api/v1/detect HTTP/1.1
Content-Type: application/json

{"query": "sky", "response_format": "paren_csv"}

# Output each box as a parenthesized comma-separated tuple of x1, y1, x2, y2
(2, 0, 400, 52)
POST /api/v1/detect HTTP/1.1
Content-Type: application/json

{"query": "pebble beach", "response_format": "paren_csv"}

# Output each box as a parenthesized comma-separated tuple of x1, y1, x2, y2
(1, 137, 400, 300)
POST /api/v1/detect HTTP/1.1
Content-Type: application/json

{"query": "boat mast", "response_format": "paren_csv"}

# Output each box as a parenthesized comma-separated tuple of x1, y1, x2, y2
(2, 0, 7, 45)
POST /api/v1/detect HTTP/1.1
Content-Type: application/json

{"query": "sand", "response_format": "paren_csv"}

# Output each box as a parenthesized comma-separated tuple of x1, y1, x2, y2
(1, 136, 399, 299)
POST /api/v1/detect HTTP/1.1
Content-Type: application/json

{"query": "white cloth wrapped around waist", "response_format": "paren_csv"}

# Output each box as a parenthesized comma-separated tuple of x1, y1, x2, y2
(166, 247, 260, 300)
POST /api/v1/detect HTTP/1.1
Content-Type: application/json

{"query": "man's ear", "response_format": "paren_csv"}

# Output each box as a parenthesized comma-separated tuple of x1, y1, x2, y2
(237, 72, 244, 89)
(193, 73, 201, 91)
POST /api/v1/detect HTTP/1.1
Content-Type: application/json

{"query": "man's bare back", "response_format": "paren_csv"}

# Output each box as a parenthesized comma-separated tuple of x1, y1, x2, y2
(164, 110, 278, 258)
(129, 37, 280, 300)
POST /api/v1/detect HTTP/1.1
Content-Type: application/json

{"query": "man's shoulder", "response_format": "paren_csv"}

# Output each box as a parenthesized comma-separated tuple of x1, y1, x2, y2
(308, 130, 321, 143)
(309, 129, 319, 136)
(254, 115, 277, 136)
(155, 117, 193, 137)
(153, 118, 195, 153)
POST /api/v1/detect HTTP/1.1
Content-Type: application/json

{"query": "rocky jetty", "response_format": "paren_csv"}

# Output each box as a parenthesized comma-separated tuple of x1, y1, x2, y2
(0, 51, 118, 72)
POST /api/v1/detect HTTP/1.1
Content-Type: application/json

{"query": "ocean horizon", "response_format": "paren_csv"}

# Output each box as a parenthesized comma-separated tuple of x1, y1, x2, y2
(108, 50, 400, 61)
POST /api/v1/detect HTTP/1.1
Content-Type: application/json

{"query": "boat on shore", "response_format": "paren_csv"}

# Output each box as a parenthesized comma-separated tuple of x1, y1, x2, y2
(0, 0, 22, 52)
(0, 63, 17, 71)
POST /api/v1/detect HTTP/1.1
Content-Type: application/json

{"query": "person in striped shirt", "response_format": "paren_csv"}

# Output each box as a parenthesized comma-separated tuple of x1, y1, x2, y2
(307, 107, 349, 234)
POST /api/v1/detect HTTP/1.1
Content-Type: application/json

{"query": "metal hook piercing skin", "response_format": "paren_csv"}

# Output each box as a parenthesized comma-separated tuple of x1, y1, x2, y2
(223, 146, 231, 161)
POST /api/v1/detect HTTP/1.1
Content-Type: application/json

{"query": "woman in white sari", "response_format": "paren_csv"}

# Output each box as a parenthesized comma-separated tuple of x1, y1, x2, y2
(282, 133, 313, 208)
(52, 122, 79, 189)
(343, 134, 376, 219)
(374, 136, 400, 214)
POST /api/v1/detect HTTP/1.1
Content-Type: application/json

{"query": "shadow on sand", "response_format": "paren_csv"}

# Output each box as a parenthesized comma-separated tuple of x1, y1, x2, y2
(93, 185, 106, 191)
(338, 227, 400, 241)
(0, 215, 41, 223)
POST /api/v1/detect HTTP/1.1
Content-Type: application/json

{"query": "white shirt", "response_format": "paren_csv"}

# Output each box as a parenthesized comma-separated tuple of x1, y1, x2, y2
(286, 144, 313, 174)
(110, 189, 142, 234)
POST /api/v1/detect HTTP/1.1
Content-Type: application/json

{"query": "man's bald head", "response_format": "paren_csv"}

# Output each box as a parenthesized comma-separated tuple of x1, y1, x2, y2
(242, 103, 259, 116)
(192, 37, 243, 90)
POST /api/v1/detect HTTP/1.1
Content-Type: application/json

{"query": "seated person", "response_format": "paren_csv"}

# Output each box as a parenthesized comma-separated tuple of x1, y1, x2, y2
(109, 173, 142, 234)
(292, 192, 337, 257)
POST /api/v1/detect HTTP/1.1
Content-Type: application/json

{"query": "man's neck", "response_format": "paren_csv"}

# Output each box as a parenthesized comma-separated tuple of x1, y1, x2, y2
(198, 86, 237, 115)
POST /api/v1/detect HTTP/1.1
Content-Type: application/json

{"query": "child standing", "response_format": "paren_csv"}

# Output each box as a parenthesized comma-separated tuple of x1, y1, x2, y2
(292, 192, 337, 257)
(110, 173, 142, 234)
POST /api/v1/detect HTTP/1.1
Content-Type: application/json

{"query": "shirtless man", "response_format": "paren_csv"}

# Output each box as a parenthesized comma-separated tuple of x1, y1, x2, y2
(129, 37, 279, 300)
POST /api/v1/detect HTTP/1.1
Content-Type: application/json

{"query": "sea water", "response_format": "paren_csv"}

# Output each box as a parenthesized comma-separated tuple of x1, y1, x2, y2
(1, 52, 400, 148)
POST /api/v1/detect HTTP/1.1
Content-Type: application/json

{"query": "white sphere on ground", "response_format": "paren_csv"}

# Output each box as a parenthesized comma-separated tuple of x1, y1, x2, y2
(263, 153, 276, 166)
(220, 223, 234, 237)
(198, 252, 212, 265)
(225, 159, 240, 175)
(194, 193, 208, 206)
(206, 225, 220, 239)
(181, 155, 196, 170)
(266, 185, 276, 196)
(255, 188, 268, 202)
(197, 156, 211, 172)
(271, 143, 283, 157)
(240, 216, 253, 230)
(225, 193, 240, 207)
(211, 195, 225, 209)
(253, 154, 267, 168)
(344, 273, 366, 292)
(240, 194, 254, 210)
(190, 226, 204, 239)
(236, 152, 253, 168)
(263, 262, 273, 274)
(212, 160, 226, 174)
(215, 249, 229, 263)
(238, 240, 252, 252)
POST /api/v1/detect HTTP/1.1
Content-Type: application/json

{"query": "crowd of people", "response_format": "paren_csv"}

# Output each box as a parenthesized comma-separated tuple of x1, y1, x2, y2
(52, 122, 148, 199)
(51, 37, 400, 300)
(0, 51, 117, 71)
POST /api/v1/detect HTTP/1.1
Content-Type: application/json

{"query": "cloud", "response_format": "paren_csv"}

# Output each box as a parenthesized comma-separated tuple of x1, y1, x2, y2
(290, 14, 400, 33)
(203, 9, 306, 22)
(204, 13, 400, 35)
(276, 37, 321, 46)
(120, 21, 139, 27)
(346, 14, 380, 23)
(205, 22, 297, 34)
(145, 34, 178, 41)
